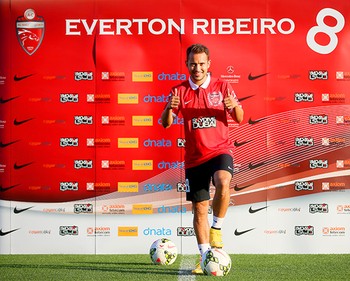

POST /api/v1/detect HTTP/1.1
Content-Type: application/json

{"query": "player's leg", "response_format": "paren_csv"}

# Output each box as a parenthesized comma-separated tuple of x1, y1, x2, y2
(212, 169, 231, 218)
(185, 162, 211, 274)
(193, 200, 210, 248)
(210, 155, 233, 248)
(191, 200, 210, 274)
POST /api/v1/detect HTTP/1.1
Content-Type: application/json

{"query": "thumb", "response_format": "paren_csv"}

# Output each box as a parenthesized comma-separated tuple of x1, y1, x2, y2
(227, 88, 232, 97)
(174, 88, 178, 96)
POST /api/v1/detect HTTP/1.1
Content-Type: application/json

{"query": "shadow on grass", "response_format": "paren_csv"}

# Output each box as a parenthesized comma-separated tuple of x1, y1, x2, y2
(0, 261, 192, 276)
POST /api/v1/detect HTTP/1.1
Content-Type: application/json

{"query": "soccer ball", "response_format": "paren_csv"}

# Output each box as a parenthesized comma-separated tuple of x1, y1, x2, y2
(149, 238, 178, 265)
(201, 248, 232, 276)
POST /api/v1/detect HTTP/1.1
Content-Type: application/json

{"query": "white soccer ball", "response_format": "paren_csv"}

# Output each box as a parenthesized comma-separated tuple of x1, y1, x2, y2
(149, 238, 178, 265)
(201, 248, 232, 276)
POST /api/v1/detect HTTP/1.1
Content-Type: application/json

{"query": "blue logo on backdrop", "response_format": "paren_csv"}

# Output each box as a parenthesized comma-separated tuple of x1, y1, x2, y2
(158, 161, 184, 169)
(143, 94, 169, 103)
(158, 205, 187, 213)
(157, 72, 187, 81)
(158, 116, 184, 125)
(143, 138, 172, 147)
(144, 183, 173, 192)
(143, 227, 172, 236)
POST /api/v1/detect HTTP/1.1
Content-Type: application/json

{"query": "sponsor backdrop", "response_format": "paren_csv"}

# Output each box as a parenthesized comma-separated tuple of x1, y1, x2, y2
(1, 0, 349, 254)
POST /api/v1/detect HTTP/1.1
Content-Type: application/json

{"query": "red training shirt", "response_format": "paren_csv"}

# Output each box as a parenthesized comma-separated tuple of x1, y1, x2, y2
(171, 74, 242, 168)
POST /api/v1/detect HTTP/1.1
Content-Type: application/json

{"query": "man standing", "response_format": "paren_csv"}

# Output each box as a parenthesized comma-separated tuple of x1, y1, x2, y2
(161, 44, 244, 274)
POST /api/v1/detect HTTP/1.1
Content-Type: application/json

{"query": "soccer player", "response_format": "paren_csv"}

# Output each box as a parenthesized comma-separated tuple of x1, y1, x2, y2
(161, 43, 244, 274)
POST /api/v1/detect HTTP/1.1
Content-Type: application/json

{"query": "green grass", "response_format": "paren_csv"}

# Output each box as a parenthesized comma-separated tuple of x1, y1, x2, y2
(0, 254, 349, 280)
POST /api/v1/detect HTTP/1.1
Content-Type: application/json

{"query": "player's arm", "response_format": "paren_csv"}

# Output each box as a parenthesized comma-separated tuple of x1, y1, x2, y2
(161, 88, 180, 128)
(223, 88, 244, 123)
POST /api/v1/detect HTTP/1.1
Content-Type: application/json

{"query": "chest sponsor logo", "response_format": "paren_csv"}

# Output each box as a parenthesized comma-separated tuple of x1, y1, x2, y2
(192, 116, 216, 129)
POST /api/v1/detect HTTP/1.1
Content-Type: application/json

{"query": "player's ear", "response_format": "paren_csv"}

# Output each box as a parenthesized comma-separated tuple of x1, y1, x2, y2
(207, 59, 211, 68)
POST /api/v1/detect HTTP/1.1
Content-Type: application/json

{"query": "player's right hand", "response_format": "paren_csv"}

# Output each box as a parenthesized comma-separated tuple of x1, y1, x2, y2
(167, 88, 180, 109)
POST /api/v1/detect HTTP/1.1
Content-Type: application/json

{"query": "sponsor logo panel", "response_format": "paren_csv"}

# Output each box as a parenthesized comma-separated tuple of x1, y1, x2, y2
(118, 226, 138, 236)
(118, 182, 138, 192)
(132, 204, 153, 214)
(132, 160, 153, 170)
(132, 71, 153, 82)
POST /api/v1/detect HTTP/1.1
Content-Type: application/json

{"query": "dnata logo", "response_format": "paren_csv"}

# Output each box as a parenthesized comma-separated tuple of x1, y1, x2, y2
(157, 72, 187, 81)
(143, 94, 169, 103)
(144, 138, 172, 147)
(158, 161, 184, 169)
(144, 183, 172, 192)
(143, 227, 172, 236)
(158, 205, 186, 213)
(157, 116, 184, 125)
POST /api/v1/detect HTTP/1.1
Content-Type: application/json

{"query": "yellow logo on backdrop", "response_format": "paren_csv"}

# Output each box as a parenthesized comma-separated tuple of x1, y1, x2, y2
(118, 226, 138, 236)
(132, 204, 153, 214)
(118, 182, 139, 192)
(118, 138, 139, 148)
(132, 71, 153, 82)
(132, 160, 153, 170)
(132, 116, 153, 126)
(118, 93, 139, 104)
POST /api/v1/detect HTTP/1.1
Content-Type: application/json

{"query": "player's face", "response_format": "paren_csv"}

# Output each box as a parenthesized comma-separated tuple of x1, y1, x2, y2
(186, 52, 211, 86)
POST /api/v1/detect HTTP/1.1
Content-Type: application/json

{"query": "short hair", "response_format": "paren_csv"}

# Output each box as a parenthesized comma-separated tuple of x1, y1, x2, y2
(186, 44, 210, 61)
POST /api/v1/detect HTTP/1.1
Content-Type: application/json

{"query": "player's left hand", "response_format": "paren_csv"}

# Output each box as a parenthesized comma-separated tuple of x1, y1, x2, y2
(223, 88, 238, 112)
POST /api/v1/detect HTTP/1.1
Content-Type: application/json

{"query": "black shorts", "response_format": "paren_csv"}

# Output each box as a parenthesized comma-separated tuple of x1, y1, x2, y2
(185, 154, 234, 202)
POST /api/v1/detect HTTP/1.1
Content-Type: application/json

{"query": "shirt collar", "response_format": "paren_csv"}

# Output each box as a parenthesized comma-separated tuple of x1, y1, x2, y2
(189, 73, 211, 90)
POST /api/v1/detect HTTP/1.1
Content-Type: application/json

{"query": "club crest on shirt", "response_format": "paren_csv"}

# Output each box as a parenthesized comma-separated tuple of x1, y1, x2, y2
(207, 91, 223, 106)
(16, 9, 45, 55)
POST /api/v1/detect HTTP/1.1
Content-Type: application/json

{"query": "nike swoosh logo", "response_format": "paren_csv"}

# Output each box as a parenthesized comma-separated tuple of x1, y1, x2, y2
(234, 228, 255, 236)
(248, 117, 267, 125)
(238, 95, 254, 102)
(0, 96, 20, 104)
(14, 118, 34, 126)
(249, 206, 268, 214)
(14, 206, 34, 214)
(248, 162, 265, 169)
(0, 184, 20, 192)
(234, 140, 252, 147)
(14, 74, 34, 81)
(0, 140, 20, 148)
(14, 162, 34, 170)
(184, 100, 192, 105)
(248, 73, 268, 80)
(0, 228, 20, 236)
(233, 184, 254, 192)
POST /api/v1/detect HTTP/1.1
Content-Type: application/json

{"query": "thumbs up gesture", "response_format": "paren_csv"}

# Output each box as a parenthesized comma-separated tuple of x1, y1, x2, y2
(224, 88, 238, 112)
(167, 88, 180, 110)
